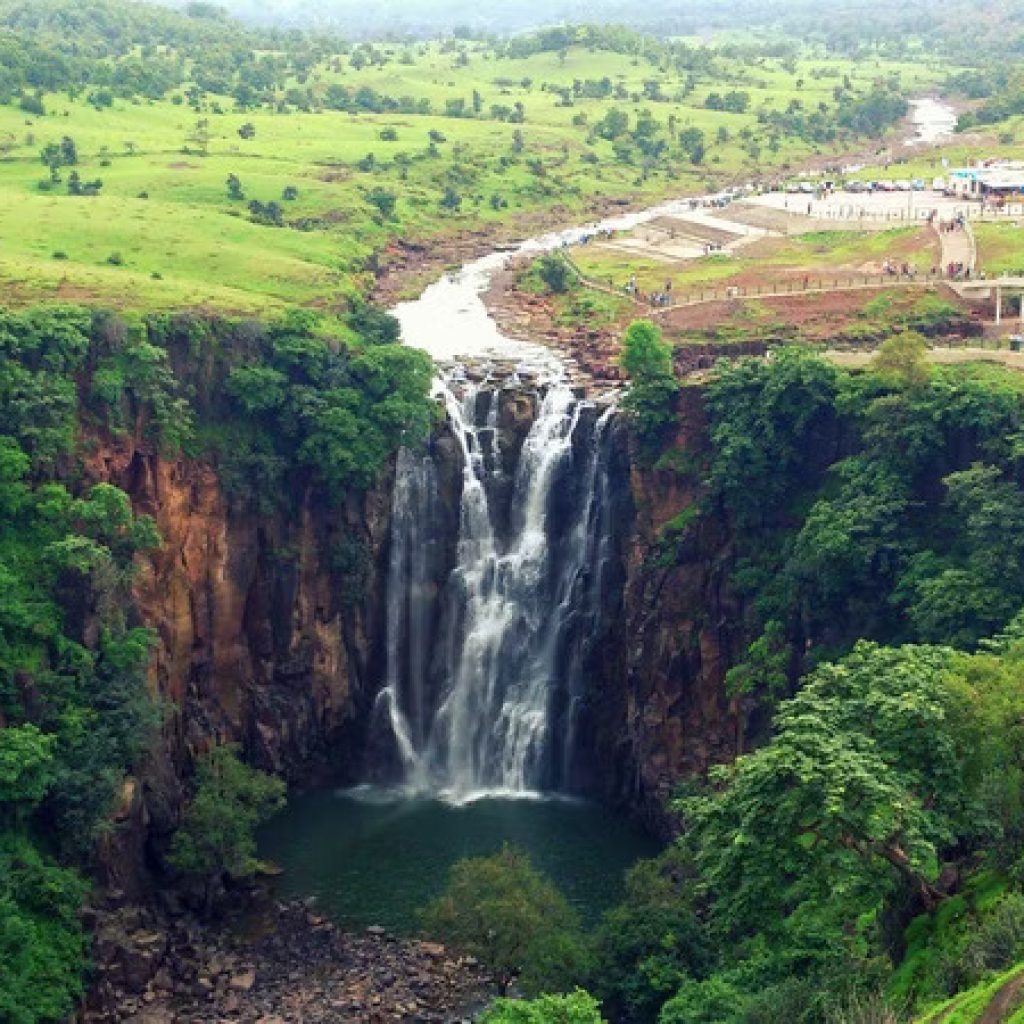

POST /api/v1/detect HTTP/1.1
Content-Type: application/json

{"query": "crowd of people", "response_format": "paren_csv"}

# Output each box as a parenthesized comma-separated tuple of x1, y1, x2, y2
(624, 273, 675, 306)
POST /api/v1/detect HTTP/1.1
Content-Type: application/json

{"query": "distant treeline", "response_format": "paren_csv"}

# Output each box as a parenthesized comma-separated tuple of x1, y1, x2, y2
(187, 0, 1024, 63)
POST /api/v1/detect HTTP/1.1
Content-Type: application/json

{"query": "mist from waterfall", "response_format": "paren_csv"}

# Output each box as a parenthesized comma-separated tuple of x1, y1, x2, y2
(376, 372, 617, 801)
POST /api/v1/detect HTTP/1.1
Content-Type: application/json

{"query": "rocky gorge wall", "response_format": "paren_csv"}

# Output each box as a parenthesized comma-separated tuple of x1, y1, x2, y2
(84, 431, 395, 893)
(580, 386, 747, 832)
(91, 379, 751, 884)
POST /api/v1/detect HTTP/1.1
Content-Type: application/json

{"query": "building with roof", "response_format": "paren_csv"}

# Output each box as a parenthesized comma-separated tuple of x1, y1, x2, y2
(945, 162, 1024, 202)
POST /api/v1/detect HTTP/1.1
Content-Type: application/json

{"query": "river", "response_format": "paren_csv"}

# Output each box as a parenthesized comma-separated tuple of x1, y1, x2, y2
(392, 96, 958, 367)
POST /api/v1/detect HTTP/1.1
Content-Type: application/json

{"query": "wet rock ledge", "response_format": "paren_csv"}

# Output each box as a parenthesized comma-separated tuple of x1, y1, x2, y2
(81, 896, 490, 1023)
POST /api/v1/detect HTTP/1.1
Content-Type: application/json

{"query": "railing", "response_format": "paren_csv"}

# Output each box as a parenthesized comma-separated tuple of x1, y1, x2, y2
(557, 250, 968, 314)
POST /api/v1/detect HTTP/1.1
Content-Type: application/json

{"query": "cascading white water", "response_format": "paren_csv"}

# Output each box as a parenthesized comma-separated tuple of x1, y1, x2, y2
(378, 371, 617, 800)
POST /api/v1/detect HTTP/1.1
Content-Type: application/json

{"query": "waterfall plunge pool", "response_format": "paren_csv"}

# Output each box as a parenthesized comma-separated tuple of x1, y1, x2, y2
(258, 786, 661, 932)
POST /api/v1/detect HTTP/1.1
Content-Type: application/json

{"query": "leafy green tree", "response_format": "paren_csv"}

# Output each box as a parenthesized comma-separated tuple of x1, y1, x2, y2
(347, 302, 401, 346)
(367, 187, 398, 218)
(590, 849, 711, 1023)
(440, 185, 462, 211)
(619, 320, 679, 462)
(0, 726, 55, 818)
(0, 833, 89, 1024)
(681, 642, 967, 944)
(420, 845, 588, 995)
(902, 463, 1024, 646)
(872, 330, 930, 388)
(705, 347, 839, 532)
(538, 254, 572, 294)
(168, 745, 285, 910)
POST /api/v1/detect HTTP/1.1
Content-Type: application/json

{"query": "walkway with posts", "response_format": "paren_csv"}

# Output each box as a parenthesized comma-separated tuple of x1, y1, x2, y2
(555, 197, 1024, 328)
(558, 249, 963, 316)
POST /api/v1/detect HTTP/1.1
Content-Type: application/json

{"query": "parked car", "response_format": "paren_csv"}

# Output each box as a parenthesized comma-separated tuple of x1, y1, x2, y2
(912, 179, 927, 191)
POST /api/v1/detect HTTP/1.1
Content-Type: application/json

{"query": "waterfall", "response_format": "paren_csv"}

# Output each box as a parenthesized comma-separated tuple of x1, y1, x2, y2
(378, 371, 617, 800)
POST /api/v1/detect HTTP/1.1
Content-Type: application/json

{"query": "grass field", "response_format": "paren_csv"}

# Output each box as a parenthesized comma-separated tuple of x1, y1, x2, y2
(0, 40, 944, 315)
(974, 222, 1024, 275)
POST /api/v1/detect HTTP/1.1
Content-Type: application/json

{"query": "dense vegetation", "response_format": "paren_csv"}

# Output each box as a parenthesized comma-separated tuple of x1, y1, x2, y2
(204, 0, 1024, 63)
(3, 0, 1024, 1021)
(0, 303, 434, 1022)
(425, 349, 1024, 1024)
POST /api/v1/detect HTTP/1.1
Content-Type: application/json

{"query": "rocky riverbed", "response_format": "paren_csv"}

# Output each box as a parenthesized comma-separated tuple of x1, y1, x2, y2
(81, 894, 491, 1023)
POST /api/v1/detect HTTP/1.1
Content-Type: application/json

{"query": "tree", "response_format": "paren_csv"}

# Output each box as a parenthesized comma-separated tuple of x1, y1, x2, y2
(538, 253, 572, 294)
(0, 834, 89, 1024)
(347, 303, 401, 346)
(872, 330, 930, 388)
(226, 173, 244, 200)
(0, 725, 55, 818)
(596, 107, 630, 140)
(168, 745, 285, 912)
(440, 186, 462, 212)
(903, 463, 1024, 646)
(419, 846, 587, 995)
(237, 121, 255, 139)
(681, 642, 967, 945)
(367, 187, 397, 218)
(619, 320, 679, 461)
(184, 118, 210, 156)
(59, 136, 77, 165)
(248, 199, 284, 226)
(590, 850, 710, 1024)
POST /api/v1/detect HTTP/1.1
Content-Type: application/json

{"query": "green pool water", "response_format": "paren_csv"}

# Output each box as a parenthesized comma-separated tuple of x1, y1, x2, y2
(258, 786, 661, 933)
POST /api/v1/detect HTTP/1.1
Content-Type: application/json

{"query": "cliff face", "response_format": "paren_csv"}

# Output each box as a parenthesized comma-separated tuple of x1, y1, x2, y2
(88, 380, 753, 876)
(587, 386, 745, 832)
(84, 434, 393, 891)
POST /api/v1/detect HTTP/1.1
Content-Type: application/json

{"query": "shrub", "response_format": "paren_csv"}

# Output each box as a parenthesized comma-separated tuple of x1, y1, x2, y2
(959, 893, 1024, 979)
(480, 990, 606, 1023)
(419, 845, 588, 995)
(168, 745, 285, 912)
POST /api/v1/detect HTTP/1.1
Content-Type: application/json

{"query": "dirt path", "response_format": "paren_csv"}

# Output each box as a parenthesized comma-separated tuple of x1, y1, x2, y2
(978, 969, 1024, 1024)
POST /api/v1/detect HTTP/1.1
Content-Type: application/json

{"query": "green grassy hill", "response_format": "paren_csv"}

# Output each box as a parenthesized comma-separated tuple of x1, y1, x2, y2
(0, 14, 944, 316)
